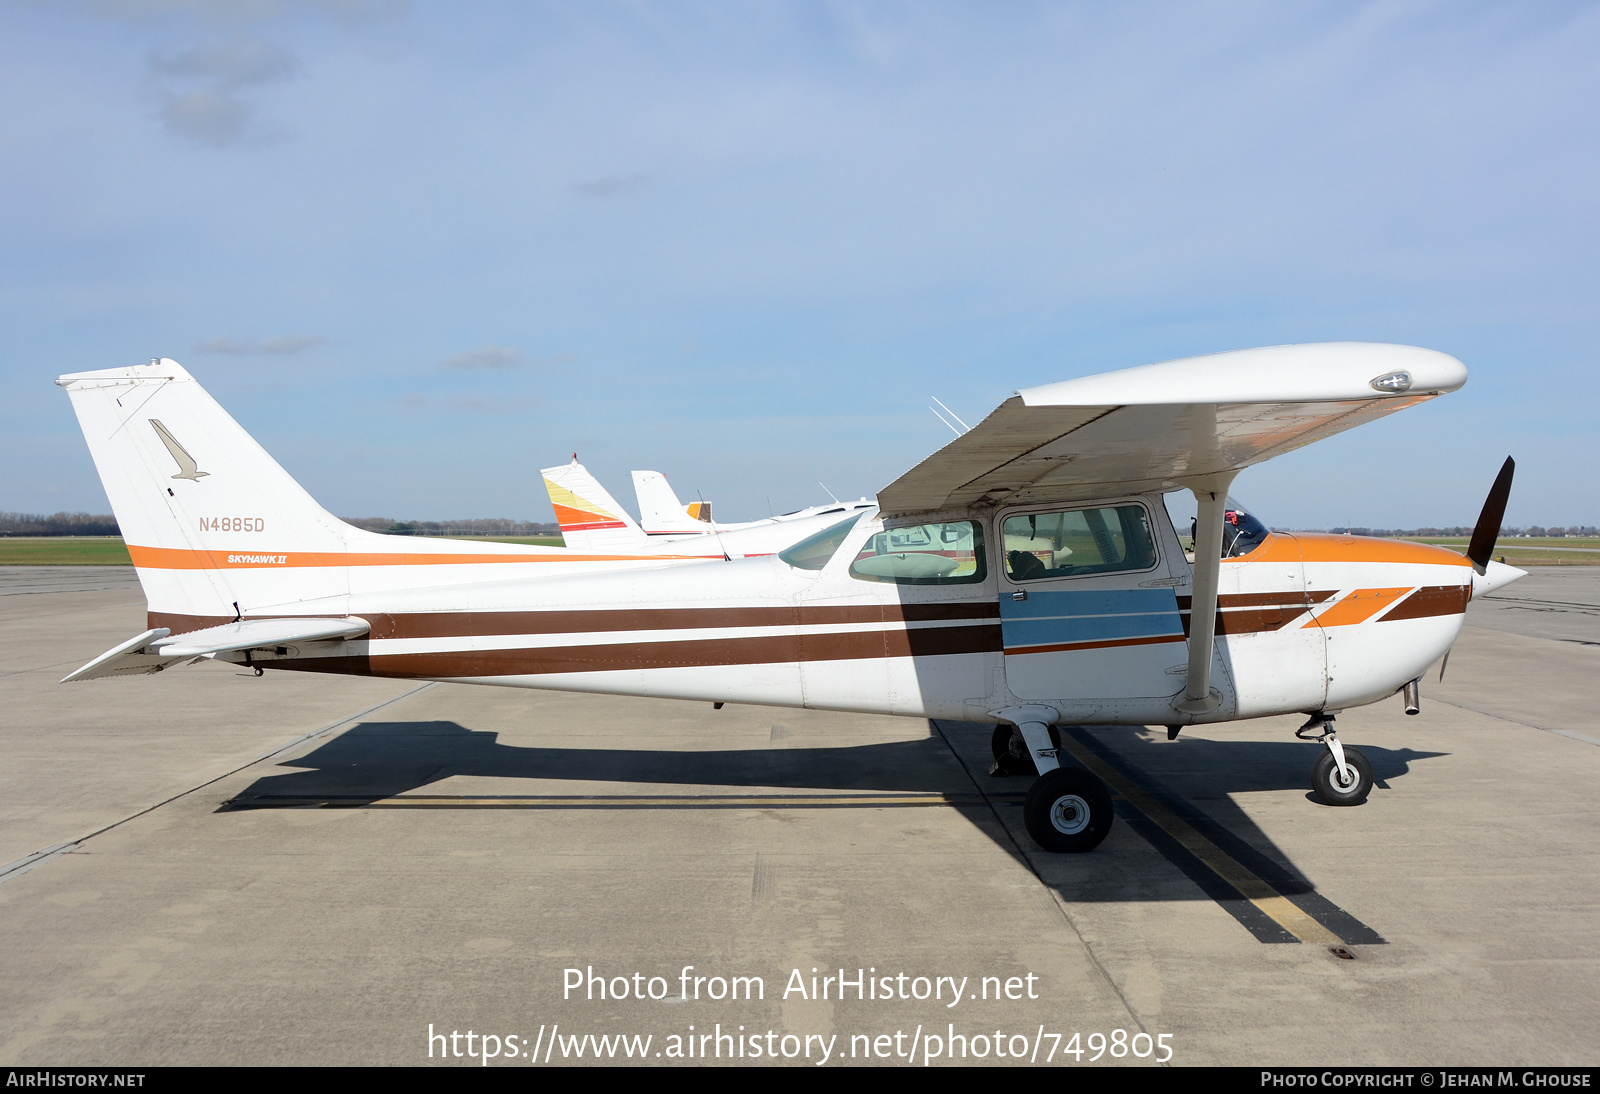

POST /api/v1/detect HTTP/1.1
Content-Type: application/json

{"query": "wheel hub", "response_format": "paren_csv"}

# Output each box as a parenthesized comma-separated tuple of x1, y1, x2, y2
(1050, 793, 1092, 835)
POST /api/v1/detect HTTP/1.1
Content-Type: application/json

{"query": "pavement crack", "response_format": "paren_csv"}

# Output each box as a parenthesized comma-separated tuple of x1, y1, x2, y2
(0, 681, 438, 886)
(928, 719, 1157, 1056)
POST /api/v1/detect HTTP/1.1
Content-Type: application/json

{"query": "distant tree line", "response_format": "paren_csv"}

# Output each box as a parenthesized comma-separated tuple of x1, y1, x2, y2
(0, 511, 121, 536)
(5, 510, 1591, 540)
(339, 517, 562, 537)
(1, 512, 559, 537)
(1318, 526, 1599, 537)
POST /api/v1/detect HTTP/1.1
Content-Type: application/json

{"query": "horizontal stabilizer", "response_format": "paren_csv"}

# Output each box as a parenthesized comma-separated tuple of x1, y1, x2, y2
(60, 628, 173, 682)
(62, 617, 369, 682)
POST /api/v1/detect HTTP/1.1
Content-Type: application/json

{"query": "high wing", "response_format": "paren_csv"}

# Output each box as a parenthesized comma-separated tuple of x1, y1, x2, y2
(878, 343, 1466, 517)
(63, 617, 370, 682)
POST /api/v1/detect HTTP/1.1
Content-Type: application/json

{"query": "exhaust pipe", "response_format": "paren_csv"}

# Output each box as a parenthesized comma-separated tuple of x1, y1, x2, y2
(1402, 677, 1420, 716)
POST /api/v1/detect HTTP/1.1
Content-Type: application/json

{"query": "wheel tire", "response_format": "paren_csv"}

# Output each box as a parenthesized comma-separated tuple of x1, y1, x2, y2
(990, 724, 1063, 776)
(1023, 767, 1114, 852)
(1310, 746, 1373, 806)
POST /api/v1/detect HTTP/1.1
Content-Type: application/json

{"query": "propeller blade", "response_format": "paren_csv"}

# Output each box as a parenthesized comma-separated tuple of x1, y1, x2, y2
(1465, 456, 1515, 575)
(1439, 649, 1450, 683)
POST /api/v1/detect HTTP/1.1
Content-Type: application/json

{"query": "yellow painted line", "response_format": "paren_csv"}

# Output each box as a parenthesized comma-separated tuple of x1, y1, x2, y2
(245, 792, 1026, 809)
(1054, 736, 1342, 946)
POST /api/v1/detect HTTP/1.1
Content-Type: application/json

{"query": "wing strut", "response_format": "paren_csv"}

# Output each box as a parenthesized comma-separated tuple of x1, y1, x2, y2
(1173, 472, 1236, 715)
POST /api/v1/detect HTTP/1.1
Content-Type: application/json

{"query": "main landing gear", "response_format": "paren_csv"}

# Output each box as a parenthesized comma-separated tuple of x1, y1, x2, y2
(1298, 714, 1373, 806)
(990, 724, 1060, 776)
(993, 720, 1115, 853)
(1024, 767, 1115, 853)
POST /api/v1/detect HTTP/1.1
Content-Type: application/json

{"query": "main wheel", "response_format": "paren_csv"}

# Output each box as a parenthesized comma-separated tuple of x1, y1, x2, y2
(990, 724, 1062, 776)
(1023, 767, 1114, 852)
(1310, 746, 1373, 806)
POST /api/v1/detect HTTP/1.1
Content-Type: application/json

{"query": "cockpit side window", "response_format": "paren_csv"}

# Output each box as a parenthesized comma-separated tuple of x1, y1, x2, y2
(1001, 504, 1158, 580)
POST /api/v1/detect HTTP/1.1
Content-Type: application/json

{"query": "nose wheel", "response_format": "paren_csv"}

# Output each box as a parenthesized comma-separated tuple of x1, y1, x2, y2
(1310, 747, 1373, 806)
(1298, 714, 1373, 806)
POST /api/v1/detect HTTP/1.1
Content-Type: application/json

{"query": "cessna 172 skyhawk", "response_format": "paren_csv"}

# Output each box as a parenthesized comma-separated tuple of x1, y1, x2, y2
(56, 342, 1522, 853)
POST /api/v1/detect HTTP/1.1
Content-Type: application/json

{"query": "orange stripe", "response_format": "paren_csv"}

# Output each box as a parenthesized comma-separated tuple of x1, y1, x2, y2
(1302, 587, 1411, 629)
(551, 502, 626, 530)
(125, 545, 719, 569)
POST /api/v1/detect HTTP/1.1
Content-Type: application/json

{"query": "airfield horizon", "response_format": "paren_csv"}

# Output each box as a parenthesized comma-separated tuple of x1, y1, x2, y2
(3, 534, 1597, 567)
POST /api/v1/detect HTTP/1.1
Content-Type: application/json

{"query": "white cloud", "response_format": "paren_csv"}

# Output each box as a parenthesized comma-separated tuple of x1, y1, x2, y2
(436, 346, 576, 370)
(193, 334, 326, 354)
(96, 0, 405, 23)
(150, 37, 298, 145)
(574, 173, 647, 199)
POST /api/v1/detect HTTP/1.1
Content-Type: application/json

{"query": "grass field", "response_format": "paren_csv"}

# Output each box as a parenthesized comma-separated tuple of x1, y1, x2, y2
(0, 537, 133, 565)
(0, 535, 567, 565)
(1403, 537, 1600, 565)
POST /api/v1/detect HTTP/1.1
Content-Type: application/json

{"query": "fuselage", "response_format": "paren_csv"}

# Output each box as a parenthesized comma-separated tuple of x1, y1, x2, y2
(191, 497, 1482, 727)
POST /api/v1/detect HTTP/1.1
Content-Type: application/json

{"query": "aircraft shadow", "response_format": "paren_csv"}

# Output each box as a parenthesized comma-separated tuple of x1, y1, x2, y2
(222, 717, 1443, 926)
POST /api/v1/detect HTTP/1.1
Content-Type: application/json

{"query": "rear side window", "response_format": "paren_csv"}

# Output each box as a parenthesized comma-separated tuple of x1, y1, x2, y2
(778, 516, 862, 570)
(1002, 505, 1157, 580)
(849, 521, 987, 585)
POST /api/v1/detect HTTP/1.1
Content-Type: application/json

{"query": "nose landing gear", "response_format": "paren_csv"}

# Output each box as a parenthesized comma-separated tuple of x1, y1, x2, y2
(1298, 713, 1373, 806)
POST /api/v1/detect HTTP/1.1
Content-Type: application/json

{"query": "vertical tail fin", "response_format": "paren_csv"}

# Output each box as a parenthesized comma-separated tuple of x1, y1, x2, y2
(540, 458, 649, 552)
(58, 359, 355, 622)
(631, 470, 711, 534)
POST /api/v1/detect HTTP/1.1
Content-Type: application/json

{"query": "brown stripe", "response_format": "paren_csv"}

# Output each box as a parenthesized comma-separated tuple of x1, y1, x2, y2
(149, 611, 237, 635)
(151, 602, 999, 641)
(365, 606, 799, 639)
(1176, 590, 1336, 610)
(1004, 633, 1186, 656)
(269, 624, 1004, 680)
(1378, 584, 1470, 622)
(1178, 605, 1315, 637)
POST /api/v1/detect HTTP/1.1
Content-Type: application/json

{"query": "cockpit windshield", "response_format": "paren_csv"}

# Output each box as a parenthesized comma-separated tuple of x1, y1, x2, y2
(1221, 497, 1271, 557)
(777, 514, 864, 571)
(1167, 492, 1272, 558)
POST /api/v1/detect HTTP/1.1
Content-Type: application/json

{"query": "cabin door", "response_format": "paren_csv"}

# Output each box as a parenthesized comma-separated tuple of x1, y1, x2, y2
(997, 501, 1188, 704)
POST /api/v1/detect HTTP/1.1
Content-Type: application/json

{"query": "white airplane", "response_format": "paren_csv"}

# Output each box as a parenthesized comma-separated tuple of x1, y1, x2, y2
(541, 458, 860, 557)
(56, 343, 1523, 853)
(631, 469, 873, 537)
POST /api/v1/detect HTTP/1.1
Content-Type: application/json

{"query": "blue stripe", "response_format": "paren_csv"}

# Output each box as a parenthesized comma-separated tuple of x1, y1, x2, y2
(999, 588, 1182, 649)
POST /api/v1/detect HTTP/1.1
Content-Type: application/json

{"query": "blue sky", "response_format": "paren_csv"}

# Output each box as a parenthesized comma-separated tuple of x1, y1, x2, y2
(3, 1, 1596, 529)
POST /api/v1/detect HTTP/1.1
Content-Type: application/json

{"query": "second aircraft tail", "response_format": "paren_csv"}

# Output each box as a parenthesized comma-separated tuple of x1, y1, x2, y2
(541, 458, 650, 552)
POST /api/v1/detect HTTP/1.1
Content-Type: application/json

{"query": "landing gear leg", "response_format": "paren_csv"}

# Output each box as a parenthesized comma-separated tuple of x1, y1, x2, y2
(989, 723, 1061, 776)
(1298, 713, 1373, 806)
(1012, 719, 1114, 852)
